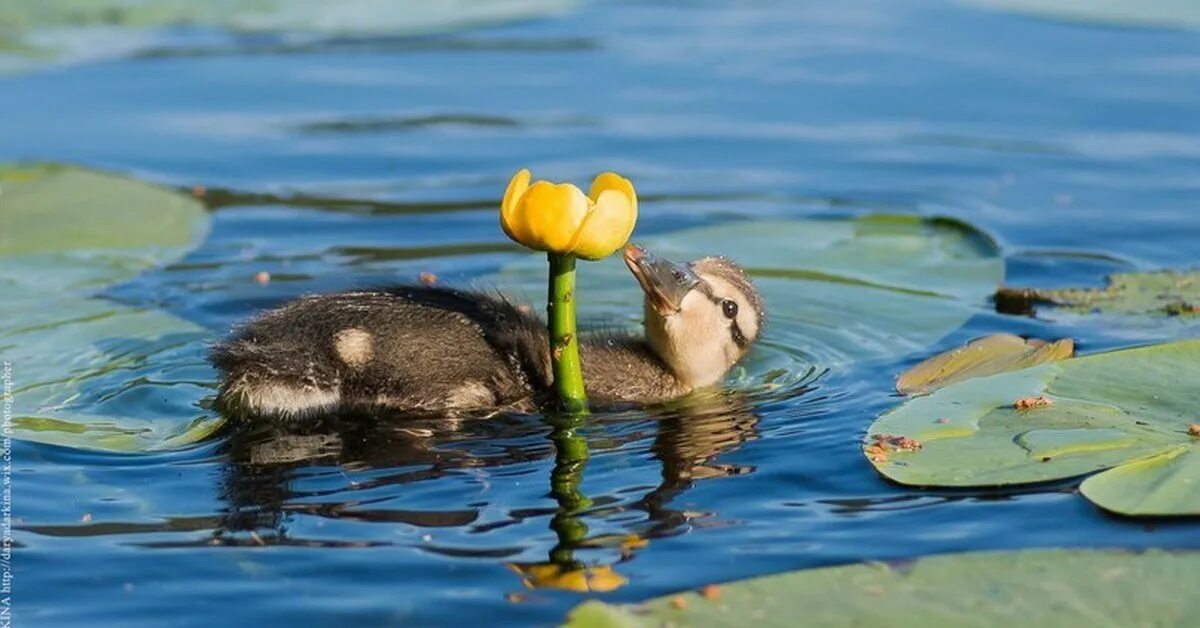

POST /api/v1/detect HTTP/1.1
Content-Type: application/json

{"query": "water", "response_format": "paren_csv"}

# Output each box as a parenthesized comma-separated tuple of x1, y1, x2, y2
(4, 0, 1200, 625)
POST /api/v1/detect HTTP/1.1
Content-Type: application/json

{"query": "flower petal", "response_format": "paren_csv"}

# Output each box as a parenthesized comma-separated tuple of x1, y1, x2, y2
(518, 181, 589, 253)
(569, 188, 636, 260)
(500, 168, 532, 243)
(588, 172, 637, 216)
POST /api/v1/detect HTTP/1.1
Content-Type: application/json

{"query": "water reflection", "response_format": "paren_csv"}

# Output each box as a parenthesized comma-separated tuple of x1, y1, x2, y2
(638, 393, 761, 537)
(214, 413, 546, 546)
(208, 390, 772, 584)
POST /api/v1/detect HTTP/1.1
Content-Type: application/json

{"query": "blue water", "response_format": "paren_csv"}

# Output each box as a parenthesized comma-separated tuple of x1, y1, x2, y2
(4, 1, 1200, 625)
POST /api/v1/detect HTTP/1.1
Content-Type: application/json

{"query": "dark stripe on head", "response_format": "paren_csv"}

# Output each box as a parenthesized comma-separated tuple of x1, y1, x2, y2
(699, 279, 751, 348)
(690, 256, 765, 331)
(730, 322, 748, 348)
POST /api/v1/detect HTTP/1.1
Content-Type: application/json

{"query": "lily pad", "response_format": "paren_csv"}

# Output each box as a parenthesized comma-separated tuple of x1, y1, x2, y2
(866, 339, 1200, 514)
(961, 0, 1200, 30)
(995, 270, 1200, 317)
(1, 162, 217, 451)
(3, 293, 219, 452)
(493, 214, 1004, 377)
(0, 0, 576, 73)
(0, 163, 208, 292)
(567, 549, 1200, 628)
(896, 333, 1074, 395)
(1080, 443, 1200, 516)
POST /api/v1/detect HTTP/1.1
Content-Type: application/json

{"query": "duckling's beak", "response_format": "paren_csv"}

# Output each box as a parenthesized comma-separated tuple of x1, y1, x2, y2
(623, 244, 701, 316)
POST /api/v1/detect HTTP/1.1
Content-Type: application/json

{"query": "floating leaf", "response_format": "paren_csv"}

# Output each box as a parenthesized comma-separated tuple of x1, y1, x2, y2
(0, 163, 208, 292)
(961, 0, 1200, 30)
(0, 0, 575, 34)
(1080, 443, 1200, 517)
(4, 291, 219, 452)
(1, 162, 217, 451)
(896, 334, 1074, 395)
(995, 270, 1200, 317)
(494, 215, 1004, 382)
(0, 0, 577, 73)
(866, 339, 1200, 514)
(566, 549, 1200, 627)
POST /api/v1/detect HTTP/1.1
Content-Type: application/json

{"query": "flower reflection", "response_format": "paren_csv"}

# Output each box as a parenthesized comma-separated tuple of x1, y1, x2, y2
(508, 562, 627, 593)
(507, 413, 640, 593)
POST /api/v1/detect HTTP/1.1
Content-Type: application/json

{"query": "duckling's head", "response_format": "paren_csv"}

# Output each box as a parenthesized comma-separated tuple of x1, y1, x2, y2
(623, 244, 764, 390)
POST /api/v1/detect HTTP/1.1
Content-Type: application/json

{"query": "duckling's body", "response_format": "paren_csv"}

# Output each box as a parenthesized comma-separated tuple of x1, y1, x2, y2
(213, 286, 686, 417)
(212, 246, 762, 420)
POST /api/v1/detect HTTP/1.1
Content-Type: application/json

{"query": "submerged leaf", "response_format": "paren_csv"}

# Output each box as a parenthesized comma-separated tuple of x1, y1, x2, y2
(995, 270, 1200, 317)
(566, 549, 1200, 627)
(494, 214, 1003, 387)
(866, 339, 1200, 514)
(4, 290, 219, 452)
(896, 333, 1074, 395)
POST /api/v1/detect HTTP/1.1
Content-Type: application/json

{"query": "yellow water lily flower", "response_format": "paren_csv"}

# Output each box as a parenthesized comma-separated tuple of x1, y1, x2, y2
(500, 169, 638, 260)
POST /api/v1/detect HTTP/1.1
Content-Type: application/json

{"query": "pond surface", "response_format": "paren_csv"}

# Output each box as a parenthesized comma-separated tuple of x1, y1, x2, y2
(4, 0, 1200, 625)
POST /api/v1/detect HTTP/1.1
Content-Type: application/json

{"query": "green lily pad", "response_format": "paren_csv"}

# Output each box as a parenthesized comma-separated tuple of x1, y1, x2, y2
(0, 163, 208, 292)
(494, 215, 1004, 378)
(0, 0, 576, 73)
(0, 0, 573, 33)
(866, 339, 1200, 514)
(1080, 443, 1200, 516)
(962, 0, 1200, 30)
(996, 270, 1200, 317)
(566, 549, 1200, 628)
(896, 334, 1074, 395)
(4, 293, 219, 452)
(1, 162, 218, 452)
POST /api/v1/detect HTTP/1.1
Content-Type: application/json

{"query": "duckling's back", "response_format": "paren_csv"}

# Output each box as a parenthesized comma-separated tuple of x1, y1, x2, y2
(211, 287, 550, 420)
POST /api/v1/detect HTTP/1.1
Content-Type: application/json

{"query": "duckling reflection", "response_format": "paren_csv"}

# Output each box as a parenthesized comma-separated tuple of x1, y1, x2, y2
(211, 244, 764, 419)
(211, 413, 551, 544)
(207, 393, 764, 554)
(638, 391, 761, 536)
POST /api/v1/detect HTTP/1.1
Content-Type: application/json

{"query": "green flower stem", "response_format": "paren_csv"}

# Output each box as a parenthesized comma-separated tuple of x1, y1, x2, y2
(547, 252, 588, 413)
(546, 253, 590, 564)
(548, 412, 591, 565)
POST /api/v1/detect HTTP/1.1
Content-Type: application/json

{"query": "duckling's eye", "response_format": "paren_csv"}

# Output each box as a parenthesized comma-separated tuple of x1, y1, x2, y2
(721, 299, 738, 319)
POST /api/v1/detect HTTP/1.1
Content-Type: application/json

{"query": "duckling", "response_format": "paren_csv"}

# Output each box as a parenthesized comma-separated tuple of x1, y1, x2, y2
(211, 244, 764, 419)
